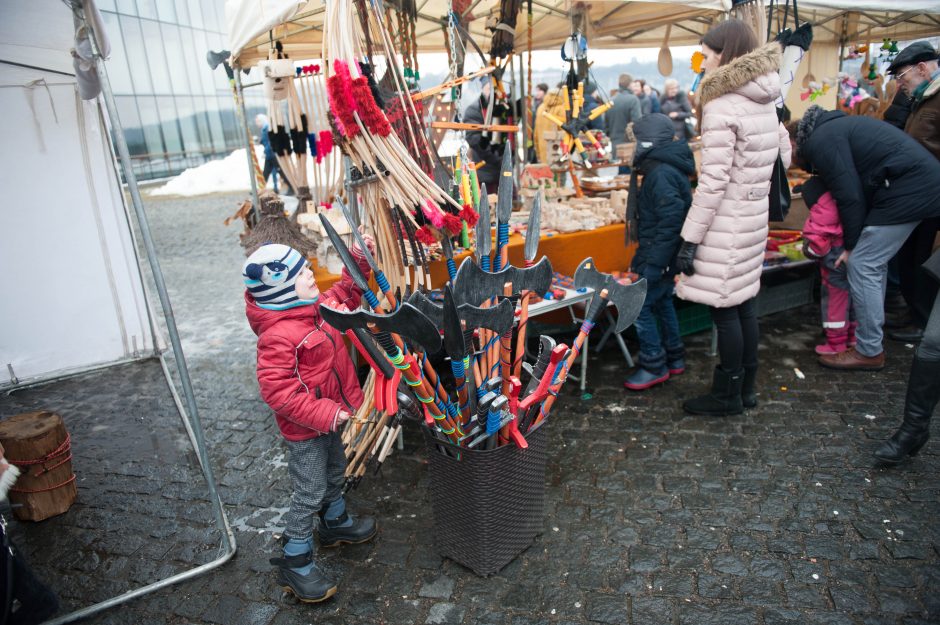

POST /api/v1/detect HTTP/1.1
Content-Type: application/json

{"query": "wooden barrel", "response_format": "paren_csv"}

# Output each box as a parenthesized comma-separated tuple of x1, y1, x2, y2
(0, 411, 77, 521)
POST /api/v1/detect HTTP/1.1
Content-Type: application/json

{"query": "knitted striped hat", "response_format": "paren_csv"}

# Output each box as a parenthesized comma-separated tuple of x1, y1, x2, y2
(243, 244, 317, 310)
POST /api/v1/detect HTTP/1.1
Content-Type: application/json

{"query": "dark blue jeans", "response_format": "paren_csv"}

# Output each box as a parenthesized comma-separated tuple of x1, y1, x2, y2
(634, 277, 683, 366)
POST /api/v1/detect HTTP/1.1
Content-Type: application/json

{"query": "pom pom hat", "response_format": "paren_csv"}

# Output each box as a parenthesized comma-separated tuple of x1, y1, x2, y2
(243, 244, 318, 310)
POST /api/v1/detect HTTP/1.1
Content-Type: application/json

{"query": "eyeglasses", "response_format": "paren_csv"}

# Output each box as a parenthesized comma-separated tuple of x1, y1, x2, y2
(895, 65, 917, 80)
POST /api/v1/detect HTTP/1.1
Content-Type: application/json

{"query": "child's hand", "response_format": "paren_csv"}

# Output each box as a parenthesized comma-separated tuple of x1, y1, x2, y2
(352, 227, 376, 258)
(336, 410, 351, 428)
(834, 249, 850, 268)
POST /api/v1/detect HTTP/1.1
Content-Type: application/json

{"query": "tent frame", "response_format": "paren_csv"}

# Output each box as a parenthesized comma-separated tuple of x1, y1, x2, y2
(41, 3, 237, 623)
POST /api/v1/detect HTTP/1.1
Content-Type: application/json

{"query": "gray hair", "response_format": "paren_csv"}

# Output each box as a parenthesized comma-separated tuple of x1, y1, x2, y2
(663, 78, 679, 91)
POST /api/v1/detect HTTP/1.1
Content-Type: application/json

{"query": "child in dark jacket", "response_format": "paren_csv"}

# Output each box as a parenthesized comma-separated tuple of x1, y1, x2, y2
(799, 176, 856, 355)
(624, 114, 695, 390)
(243, 242, 377, 603)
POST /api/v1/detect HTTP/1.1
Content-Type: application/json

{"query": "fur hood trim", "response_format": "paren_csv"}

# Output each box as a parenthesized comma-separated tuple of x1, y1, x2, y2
(697, 42, 783, 109)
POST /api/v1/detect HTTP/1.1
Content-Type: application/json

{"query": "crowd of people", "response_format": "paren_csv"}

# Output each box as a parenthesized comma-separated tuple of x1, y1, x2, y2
(235, 22, 939, 606)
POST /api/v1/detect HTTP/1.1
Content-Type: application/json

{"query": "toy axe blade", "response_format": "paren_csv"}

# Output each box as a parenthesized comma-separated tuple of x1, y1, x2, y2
(441, 285, 466, 365)
(524, 191, 542, 265)
(452, 256, 553, 307)
(407, 290, 515, 335)
(573, 257, 647, 334)
(319, 303, 442, 354)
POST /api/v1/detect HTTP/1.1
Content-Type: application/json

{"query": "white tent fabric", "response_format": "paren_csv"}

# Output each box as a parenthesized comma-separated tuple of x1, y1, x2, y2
(0, 0, 155, 388)
(227, 0, 307, 61)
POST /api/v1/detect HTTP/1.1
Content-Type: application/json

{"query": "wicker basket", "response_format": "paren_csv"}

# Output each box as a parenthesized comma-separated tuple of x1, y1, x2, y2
(422, 422, 549, 575)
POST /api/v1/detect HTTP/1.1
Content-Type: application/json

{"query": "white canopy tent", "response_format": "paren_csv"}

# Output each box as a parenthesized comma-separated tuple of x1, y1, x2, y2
(0, 2, 235, 623)
(0, 0, 157, 388)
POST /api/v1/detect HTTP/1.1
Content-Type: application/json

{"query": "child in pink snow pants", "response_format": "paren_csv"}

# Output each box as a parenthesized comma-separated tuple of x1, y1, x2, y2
(800, 176, 856, 355)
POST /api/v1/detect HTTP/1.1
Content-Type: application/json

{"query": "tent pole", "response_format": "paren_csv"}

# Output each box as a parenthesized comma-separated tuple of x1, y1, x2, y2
(43, 5, 237, 624)
(234, 62, 261, 219)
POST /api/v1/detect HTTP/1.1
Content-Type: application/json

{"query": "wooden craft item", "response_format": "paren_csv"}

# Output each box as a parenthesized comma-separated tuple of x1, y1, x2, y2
(0, 411, 77, 521)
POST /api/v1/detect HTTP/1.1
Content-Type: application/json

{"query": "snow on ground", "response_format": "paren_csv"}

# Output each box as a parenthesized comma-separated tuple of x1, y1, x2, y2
(149, 146, 265, 197)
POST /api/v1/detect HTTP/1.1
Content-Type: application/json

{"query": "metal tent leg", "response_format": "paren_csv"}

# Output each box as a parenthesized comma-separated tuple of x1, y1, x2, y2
(44, 5, 238, 623)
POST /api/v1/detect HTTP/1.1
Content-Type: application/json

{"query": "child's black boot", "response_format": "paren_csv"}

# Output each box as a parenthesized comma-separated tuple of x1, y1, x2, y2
(317, 497, 377, 547)
(682, 366, 744, 416)
(271, 537, 337, 603)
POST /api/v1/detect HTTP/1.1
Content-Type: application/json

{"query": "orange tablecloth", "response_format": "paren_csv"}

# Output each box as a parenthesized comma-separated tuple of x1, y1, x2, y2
(312, 223, 636, 292)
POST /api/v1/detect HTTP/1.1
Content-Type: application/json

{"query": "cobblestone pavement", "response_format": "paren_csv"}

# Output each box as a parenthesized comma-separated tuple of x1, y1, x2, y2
(1, 191, 938, 625)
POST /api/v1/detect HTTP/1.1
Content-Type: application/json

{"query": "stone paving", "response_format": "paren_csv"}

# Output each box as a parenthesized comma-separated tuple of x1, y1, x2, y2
(1, 191, 938, 625)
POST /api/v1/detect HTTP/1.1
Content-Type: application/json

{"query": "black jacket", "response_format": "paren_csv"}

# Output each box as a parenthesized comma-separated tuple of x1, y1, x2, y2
(801, 111, 940, 250)
(463, 97, 505, 189)
(630, 141, 695, 276)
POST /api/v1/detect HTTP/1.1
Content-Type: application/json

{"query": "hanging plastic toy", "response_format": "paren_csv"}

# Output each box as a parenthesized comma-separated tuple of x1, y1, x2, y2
(690, 51, 705, 94)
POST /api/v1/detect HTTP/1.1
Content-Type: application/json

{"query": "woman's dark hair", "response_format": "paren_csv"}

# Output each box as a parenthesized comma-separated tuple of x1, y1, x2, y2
(702, 19, 759, 66)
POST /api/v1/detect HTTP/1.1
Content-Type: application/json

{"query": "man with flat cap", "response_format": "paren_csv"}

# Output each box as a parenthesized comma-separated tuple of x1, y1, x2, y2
(885, 41, 940, 343)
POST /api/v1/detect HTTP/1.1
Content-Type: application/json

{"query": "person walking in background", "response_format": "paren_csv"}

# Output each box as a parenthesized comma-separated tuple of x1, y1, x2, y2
(464, 80, 507, 191)
(605, 74, 643, 174)
(622, 114, 695, 391)
(674, 19, 791, 416)
(660, 79, 693, 140)
(797, 175, 856, 355)
(643, 82, 662, 114)
(874, 248, 940, 465)
(791, 105, 940, 371)
(883, 41, 940, 344)
(255, 114, 292, 196)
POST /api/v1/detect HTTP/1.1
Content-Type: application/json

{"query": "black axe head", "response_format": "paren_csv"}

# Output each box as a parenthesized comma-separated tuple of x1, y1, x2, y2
(206, 49, 231, 70)
(451, 256, 553, 307)
(573, 257, 647, 334)
(407, 290, 514, 335)
(319, 303, 442, 354)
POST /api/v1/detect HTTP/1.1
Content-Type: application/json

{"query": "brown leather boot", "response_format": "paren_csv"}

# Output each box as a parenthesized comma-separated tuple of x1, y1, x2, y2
(818, 347, 885, 371)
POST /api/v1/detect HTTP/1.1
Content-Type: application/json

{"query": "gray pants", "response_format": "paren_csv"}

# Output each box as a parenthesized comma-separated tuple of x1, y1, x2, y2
(283, 432, 347, 544)
(918, 290, 940, 361)
(847, 222, 920, 357)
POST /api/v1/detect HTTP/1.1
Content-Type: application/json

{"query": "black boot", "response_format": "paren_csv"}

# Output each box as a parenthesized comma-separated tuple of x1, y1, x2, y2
(874, 357, 940, 465)
(317, 503, 377, 548)
(683, 366, 744, 416)
(742, 365, 758, 409)
(269, 551, 338, 603)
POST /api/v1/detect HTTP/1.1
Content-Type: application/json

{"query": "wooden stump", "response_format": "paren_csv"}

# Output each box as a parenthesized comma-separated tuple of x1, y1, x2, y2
(0, 411, 76, 521)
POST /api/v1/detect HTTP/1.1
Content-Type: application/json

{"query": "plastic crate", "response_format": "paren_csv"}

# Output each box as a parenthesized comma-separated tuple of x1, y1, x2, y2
(675, 301, 712, 336)
(422, 422, 549, 576)
(756, 271, 816, 316)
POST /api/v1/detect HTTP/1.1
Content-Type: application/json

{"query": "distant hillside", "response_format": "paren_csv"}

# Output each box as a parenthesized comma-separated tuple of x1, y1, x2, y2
(419, 59, 698, 99)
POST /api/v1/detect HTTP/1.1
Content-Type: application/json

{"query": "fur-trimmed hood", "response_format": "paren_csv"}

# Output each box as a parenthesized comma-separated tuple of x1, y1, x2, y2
(696, 42, 783, 110)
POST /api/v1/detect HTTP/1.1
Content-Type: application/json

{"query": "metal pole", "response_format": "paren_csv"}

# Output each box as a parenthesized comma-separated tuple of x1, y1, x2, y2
(234, 63, 261, 218)
(49, 5, 237, 623)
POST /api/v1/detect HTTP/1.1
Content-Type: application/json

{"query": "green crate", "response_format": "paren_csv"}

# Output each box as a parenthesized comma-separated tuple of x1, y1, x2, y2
(675, 301, 712, 336)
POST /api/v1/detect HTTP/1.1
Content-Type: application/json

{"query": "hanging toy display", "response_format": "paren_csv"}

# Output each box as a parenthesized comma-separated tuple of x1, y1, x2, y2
(800, 78, 834, 102)
(838, 73, 867, 109)
(538, 31, 613, 187)
(689, 51, 706, 94)
(845, 43, 868, 60)
(880, 38, 900, 63)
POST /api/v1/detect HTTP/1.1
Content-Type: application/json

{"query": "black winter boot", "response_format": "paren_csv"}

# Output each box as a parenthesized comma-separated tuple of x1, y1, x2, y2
(269, 551, 337, 603)
(317, 502, 377, 548)
(682, 366, 744, 416)
(742, 365, 758, 409)
(874, 357, 940, 465)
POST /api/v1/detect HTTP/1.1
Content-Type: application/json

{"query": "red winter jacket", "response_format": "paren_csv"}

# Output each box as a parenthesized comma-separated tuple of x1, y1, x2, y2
(802, 191, 843, 258)
(246, 262, 370, 441)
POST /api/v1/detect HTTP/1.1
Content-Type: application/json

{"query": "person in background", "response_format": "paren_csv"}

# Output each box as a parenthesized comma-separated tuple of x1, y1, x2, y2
(632, 79, 653, 116)
(605, 74, 643, 174)
(622, 114, 695, 391)
(256, 113, 291, 196)
(790, 104, 940, 371)
(533, 86, 567, 164)
(643, 82, 662, 113)
(660, 78, 693, 140)
(797, 175, 856, 355)
(532, 82, 548, 119)
(578, 81, 605, 131)
(244, 243, 378, 602)
(884, 41, 940, 344)
(874, 248, 940, 464)
(464, 80, 507, 191)
(674, 19, 791, 416)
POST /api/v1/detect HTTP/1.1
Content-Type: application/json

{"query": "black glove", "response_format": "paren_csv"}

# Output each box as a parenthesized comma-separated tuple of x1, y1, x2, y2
(675, 241, 698, 276)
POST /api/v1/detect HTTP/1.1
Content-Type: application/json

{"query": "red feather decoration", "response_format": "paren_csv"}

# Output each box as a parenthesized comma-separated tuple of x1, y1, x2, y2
(459, 205, 479, 227)
(443, 213, 463, 236)
(415, 225, 437, 245)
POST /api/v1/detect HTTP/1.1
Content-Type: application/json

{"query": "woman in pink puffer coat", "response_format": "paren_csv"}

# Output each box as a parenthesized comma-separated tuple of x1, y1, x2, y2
(673, 20, 792, 416)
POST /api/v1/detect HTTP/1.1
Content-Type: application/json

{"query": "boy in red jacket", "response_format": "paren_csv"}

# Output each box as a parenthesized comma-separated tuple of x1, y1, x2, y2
(243, 242, 377, 603)
(799, 177, 856, 355)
